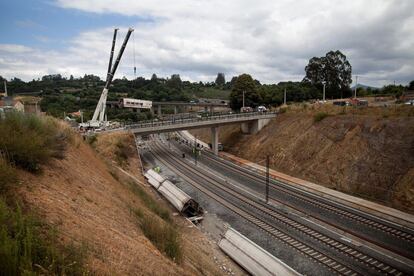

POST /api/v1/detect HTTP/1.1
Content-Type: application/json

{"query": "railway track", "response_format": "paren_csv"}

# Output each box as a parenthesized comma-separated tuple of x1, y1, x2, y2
(147, 139, 411, 275)
(174, 138, 414, 259)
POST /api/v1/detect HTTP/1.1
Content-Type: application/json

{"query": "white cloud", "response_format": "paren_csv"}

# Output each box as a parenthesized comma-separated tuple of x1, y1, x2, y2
(0, 44, 33, 54)
(1, 0, 413, 86)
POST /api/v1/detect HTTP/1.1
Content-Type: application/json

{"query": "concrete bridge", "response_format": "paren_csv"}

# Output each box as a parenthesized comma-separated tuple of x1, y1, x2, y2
(126, 112, 276, 154)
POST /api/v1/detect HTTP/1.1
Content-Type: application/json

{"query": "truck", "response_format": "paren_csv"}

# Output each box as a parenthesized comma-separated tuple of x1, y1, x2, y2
(256, 105, 267, 112)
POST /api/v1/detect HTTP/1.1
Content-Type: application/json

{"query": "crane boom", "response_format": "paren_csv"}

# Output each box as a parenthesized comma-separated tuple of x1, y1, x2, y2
(104, 28, 134, 89)
(91, 28, 134, 124)
(106, 28, 118, 82)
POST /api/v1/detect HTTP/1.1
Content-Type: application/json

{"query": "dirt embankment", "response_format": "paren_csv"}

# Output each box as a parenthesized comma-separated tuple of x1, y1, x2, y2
(17, 131, 227, 275)
(191, 107, 414, 213)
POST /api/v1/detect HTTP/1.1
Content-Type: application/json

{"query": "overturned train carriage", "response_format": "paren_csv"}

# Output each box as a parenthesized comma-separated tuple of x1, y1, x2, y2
(219, 228, 300, 276)
(144, 169, 203, 217)
(144, 169, 165, 189)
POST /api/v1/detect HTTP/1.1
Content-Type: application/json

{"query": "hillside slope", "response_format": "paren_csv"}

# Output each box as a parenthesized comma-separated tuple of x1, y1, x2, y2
(16, 131, 228, 275)
(191, 109, 414, 213)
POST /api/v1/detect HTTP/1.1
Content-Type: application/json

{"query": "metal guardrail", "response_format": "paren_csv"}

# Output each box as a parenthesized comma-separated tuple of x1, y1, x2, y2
(125, 111, 277, 130)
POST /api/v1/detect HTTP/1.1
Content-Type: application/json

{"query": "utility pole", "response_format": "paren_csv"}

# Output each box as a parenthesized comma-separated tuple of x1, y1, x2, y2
(4, 80, 7, 97)
(242, 91, 245, 108)
(265, 155, 270, 203)
(323, 82, 326, 102)
(284, 88, 286, 105)
(168, 132, 171, 149)
(194, 135, 197, 166)
(354, 75, 358, 98)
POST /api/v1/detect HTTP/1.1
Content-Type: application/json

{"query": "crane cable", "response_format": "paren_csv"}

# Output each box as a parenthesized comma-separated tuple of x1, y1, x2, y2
(133, 30, 136, 78)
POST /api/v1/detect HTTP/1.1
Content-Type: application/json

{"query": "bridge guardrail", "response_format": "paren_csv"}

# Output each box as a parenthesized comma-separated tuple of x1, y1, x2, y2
(125, 111, 277, 130)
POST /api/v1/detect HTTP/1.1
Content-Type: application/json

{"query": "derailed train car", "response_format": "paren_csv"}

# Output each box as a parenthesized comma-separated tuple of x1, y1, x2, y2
(219, 228, 300, 276)
(144, 169, 165, 189)
(144, 169, 203, 217)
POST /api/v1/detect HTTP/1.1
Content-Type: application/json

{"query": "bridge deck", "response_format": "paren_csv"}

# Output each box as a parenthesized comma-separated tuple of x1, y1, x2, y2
(126, 112, 276, 135)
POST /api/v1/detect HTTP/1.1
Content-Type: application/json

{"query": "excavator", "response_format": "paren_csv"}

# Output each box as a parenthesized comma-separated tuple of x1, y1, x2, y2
(79, 27, 134, 130)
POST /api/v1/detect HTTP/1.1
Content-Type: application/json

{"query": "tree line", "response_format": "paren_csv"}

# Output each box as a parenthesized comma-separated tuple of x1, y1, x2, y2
(1, 50, 413, 120)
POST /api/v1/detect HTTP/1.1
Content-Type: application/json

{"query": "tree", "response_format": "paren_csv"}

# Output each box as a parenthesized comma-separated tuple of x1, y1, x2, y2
(382, 85, 404, 98)
(215, 73, 225, 86)
(167, 74, 182, 90)
(408, 80, 414, 90)
(151, 73, 158, 82)
(42, 74, 63, 81)
(229, 74, 261, 110)
(303, 50, 352, 98)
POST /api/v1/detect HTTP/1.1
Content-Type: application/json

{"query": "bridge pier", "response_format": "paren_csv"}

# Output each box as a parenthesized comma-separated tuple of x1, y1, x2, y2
(211, 126, 219, 155)
(241, 118, 271, 134)
(157, 105, 162, 116)
(174, 105, 178, 114)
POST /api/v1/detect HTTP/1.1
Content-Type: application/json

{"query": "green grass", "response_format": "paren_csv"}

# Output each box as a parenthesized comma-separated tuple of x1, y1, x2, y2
(0, 156, 17, 193)
(0, 198, 88, 275)
(313, 112, 330, 122)
(0, 112, 88, 274)
(133, 208, 182, 263)
(0, 112, 69, 173)
(127, 180, 182, 262)
(127, 182, 170, 222)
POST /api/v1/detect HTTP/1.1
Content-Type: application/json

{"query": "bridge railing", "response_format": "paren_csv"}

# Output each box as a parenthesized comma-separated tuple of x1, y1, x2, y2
(124, 111, 277, 130)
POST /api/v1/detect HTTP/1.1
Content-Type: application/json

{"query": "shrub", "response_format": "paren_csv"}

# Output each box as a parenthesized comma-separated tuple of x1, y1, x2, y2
(0, 156, 17, 193)
(0, 199, 88, 275)
(114, 139, 129, 167)
(128, 182, 170, 222)
(134, 209, 182, 262)
(0, 112, 69, 172)
(314, 112, 330, 122)
(86, 134, 97, 145)
(301, 103, 308, 110)
(279, 107, 287, 114)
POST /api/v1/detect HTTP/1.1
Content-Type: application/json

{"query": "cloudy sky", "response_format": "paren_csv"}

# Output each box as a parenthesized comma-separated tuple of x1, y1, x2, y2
(0, 0, 413, 87)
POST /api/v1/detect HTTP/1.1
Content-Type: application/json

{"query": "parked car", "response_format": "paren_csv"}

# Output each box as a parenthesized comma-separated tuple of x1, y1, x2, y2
(240, 106, 254, 113)
(405, 100, 414, 106)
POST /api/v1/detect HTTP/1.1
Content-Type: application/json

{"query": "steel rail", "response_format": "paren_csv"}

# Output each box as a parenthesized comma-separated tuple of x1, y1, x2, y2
(148, 141, 359, 275)
(149, 139, 409, 275)
(174, 136, 414, 245)
(185, 146, 414, 260)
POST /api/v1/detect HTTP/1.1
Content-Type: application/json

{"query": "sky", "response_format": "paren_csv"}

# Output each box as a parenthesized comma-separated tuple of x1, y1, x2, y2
(0, 0, 413, 87)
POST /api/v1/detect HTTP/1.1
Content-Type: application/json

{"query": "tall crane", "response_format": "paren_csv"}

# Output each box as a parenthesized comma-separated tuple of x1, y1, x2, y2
(86, 27, 134, 128)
